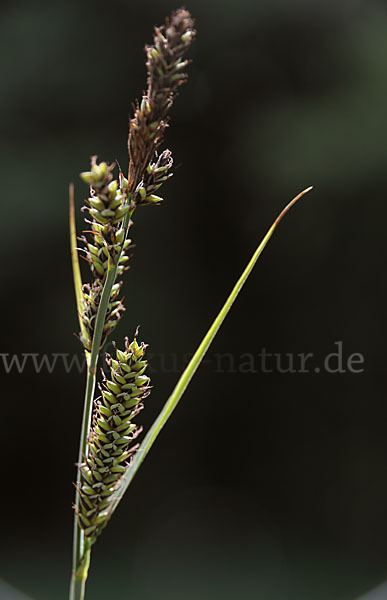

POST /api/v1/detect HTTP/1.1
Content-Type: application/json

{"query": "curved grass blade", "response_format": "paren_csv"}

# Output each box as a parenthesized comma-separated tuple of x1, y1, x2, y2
(69, 183, 88, 346)
(105, 186, 313, 523)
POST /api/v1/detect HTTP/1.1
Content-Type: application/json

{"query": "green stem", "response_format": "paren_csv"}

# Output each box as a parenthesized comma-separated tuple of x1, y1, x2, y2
(70, 206, 134, 599)
(106, 187, 312, 522)
(71, 268, 116, 572)
(70, 544, 91, 600)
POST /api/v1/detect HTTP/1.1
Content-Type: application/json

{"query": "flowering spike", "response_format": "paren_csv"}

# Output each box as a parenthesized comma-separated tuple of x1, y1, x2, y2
(76, 337, 151, 541)
(128, 9, 195, 192)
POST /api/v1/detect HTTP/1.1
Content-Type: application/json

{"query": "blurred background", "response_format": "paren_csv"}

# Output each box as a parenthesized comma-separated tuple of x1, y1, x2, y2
(1, 0, 387, 598)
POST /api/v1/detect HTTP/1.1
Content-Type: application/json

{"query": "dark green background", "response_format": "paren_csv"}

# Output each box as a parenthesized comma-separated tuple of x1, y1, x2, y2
(1, 0, 387, 598)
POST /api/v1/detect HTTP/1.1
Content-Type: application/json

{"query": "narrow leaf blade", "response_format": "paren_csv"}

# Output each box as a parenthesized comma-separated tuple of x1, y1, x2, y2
(105, 186, 313, 523)
(69, 183, 88, 344)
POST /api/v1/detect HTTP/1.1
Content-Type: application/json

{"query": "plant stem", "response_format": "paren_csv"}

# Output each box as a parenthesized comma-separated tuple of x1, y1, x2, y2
(70, 208, 134, 600)
(70, 542, 91, 600)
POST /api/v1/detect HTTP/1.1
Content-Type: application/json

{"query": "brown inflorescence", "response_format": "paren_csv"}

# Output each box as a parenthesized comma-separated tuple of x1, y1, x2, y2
(128, 8, 196, 192)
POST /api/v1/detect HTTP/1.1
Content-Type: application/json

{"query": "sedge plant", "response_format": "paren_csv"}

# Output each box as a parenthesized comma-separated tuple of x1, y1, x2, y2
(69, 8, 312, 600)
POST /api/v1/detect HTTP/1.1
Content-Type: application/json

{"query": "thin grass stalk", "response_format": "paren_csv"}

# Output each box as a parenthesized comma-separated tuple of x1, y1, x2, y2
(103, 187, 313, 526)
(70, 183, 91, 598)
(70, 208, 134, 599)
(69, 540, 90, 600)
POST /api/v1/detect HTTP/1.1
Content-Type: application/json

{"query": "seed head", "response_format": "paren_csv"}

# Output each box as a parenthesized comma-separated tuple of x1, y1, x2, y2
(76, 336, 151, 540)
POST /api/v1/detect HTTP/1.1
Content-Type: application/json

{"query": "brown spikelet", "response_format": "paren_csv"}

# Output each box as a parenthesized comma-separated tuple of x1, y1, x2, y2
(128, 8, 196, 192)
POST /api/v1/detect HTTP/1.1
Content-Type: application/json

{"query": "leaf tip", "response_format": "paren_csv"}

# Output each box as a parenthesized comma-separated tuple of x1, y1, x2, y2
(274, 185, 313, 227)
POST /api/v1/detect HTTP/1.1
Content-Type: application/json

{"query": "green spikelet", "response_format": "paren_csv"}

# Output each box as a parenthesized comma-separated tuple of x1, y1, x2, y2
(80, 281, 125, 352)
(80, 157, 133, 281)
(78, 158, 134, 351)
(77, 336, 151, 540)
